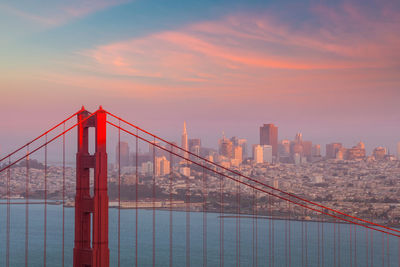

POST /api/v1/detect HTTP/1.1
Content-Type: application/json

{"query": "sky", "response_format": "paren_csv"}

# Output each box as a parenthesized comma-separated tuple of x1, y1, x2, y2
(0, 0, 400, 158)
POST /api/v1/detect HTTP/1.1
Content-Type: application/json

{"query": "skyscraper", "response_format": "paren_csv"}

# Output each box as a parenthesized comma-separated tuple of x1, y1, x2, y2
(326, 143, 342, 159)
(397, 142, 400, 160)
(189, 138, 201, 155)
(155, 156, 170, 176)
(253, 144, 263, 164)
(262, 145, 273, 163)
(260, 124, 278, 157)
(115, 141, 130, 167)
(182, 121, 189, 159)
(219, 136, 233, 158)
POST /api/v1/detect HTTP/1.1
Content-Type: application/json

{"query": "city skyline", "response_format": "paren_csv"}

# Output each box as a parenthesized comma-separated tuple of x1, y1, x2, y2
(1, 0, 400, 156)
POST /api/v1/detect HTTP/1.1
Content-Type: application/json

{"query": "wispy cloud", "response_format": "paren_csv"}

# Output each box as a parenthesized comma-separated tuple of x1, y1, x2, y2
(81, 1, 400, 87)
(0, 0, 129, 27)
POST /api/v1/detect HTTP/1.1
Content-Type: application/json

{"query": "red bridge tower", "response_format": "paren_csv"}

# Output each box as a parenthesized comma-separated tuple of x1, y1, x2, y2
(73, 107, 109, 267)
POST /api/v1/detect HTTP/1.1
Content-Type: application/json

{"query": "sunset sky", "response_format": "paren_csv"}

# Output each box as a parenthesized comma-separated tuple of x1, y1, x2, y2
(1, 0, 399, 156)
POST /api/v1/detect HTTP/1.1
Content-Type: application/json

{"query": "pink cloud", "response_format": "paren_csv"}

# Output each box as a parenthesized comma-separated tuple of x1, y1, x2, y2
(0, 0, 128, 27)
(81, 2, 400, 88)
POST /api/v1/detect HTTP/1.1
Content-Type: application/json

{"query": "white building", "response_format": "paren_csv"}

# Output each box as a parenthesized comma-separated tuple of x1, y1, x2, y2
(140, 161, 153, 176)
(262, 145, 273, 163)
(155, 156, 170, 176)
(253, 145, 263, 164)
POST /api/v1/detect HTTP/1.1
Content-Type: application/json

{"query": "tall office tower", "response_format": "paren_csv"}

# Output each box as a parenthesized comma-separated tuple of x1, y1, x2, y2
(232, 136, 248, 158)
(116, 141, 130, 167)
(302, 141, 312, 158)
(262, 145, 273, 163)
(155, 156, 171, 176)
(230, 136, 239, 146)
(253, 144, 263, 164)
(260, 124, 278, 157)
(189, 138, 201, 155)
(295, 133, 303, 144)
(182, 121, 189, 159)
(279, 139, 291, 157)
(357, 141, 365, 150)
(373, 147, 387, 160)
(237, 139, 248, 158)
(347, 146, 366, 160)
(312, 144, 321, 157)
(397, 142, 400, 160)
(233, 146, 243, 163)
(326, 143, 343, 159)
(219, 136, 233, 158)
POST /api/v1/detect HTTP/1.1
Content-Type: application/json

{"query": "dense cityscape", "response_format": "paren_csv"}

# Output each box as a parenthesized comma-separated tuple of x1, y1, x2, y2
(1, 122, 400, 226)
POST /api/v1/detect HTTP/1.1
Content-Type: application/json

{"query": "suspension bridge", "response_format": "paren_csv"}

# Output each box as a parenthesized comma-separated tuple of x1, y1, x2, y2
(0, 106, 399, 267)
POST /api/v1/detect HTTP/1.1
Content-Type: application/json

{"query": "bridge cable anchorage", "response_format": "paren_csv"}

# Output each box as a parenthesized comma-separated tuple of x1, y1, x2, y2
(0, 110, 80, 164)
(105, 120, 400, 237)
(104, 111, 400, 235)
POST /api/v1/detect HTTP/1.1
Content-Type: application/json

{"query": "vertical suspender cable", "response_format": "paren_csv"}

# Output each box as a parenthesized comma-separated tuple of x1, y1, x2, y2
(387, 234, 390, 267)
(255, 190, 258, 267)
(305, 210, 308, 267)
(334, 221, 336, 267)
(62, 123, 65, 267)
(318, 217, 320, 267)
(288, 198, 291, 267)
(350, 222, 353, 267)
(382, 232, 384, 267)
(135, 129, 139, 267)
(220, 173, 224, 267)
(370, 229, 373, 267)
(354, 225, 357, 267)
(321, 216, 324, 267)
(44, 134, 47, 267)
(25, 145, 29, 267)
(237, 181, 241, 267)
(252, 186, 254, 267)
(285, 200, 288, 267)
(186, 153, 190, 267)
(118, 121, 121, 267)
(302, 209, 304, 267)
(152, 137, 156, 267)
(338, 222, 341, 267)
(169, 146, 173, 267)
(203, 165, 207, 267)
(365, 228, 368, 267)
(271, 195, 275, 267)
(6, 157, 11, 267)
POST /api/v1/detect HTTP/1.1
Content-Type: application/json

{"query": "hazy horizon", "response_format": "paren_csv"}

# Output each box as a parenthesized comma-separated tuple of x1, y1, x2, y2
(1, 0, 399, 157)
